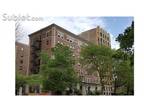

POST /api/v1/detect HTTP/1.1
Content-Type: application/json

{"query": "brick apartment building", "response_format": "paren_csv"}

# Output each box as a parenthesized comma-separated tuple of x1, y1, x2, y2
(16, 42, 29, 75)
(28, 24, 113, 95)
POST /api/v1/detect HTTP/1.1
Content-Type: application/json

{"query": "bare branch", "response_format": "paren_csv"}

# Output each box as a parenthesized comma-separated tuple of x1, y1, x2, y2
(15, 21, 24, 42)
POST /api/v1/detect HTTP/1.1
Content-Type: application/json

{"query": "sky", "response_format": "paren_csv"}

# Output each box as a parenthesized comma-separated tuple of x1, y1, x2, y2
(19, 17, 133, 49)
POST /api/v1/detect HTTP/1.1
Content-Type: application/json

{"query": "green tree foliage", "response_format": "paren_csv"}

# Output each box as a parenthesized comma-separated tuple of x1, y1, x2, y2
(40, 44, 78, 94)
(80, 44, 112, 94)
(114, 21, 134, 95)
(116, 21, 134, 66)
(16, 72, 27, 95)
(16, 72, 43, 95)
(116, 21, 134, 52)
(112, 49, 134, 95)
(26, 74, 43, 86)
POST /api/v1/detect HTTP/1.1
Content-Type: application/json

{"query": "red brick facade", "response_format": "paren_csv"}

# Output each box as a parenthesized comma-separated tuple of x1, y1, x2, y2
(28, 24, 112, 95)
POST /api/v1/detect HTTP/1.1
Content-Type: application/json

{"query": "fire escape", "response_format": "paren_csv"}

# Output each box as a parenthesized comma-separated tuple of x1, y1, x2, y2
(30, 37, 41, 74)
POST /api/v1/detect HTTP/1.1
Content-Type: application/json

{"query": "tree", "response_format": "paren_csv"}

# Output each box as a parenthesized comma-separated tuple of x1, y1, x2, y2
(26, 74, 43, 86)
(80, 44, 112, 94)
(16, 72, 27, 95)
(116, 21, 134, 66)
(114, 21, 134, 95)
(116, 21, 134, 52)
(112, 49, 134, 95)
(40, 44, 78, 95)
(15, 21, 24, 42)
(16, 71, 43, 95)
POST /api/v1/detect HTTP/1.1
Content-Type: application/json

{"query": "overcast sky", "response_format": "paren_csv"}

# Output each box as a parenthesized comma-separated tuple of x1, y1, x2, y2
(19, 17, 133, 49)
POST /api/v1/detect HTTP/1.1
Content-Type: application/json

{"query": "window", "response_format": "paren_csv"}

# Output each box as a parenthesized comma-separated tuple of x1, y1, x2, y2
(57, 31, 64, 39)
(20, 60, 23, 64)
(46, 40, 49, 45)
(46, 30, 52, 37)
(70, 40, 72, 43)
(57, 31, 61, 37)
(46, 32, 48, 37)
(100, 32, 102, 37)
(58, 34, 60, 37)
(19, 66, 23, 70)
